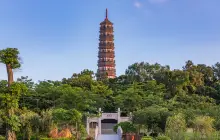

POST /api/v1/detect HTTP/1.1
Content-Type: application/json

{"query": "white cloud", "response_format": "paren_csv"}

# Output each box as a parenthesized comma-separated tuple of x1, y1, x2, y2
(148, 0, 169, 4)
(134, 1, 142, 8)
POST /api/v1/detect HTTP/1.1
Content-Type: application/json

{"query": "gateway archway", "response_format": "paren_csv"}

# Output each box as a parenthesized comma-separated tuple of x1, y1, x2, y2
(86, 108, 131, 136)
(101, 119, 117, 134)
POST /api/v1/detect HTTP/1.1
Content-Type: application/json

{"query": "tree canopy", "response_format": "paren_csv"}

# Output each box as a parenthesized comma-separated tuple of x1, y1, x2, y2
(1, 47, 220, 139)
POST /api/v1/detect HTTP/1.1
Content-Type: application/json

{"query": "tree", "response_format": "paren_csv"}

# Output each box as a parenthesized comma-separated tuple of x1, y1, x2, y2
(125, 62, 170, 83)
(40, 109, 54, 134)
(62, 69, 95, 90)
(0, 82, 27, 140)
(52, 108, 82, 126)
(0, 48, 21, 87)
(33, 80, 59, 110)
(17, 76, 34, 89)
(19, 109, 40, 140)
(154, 70, 190, 97)
(115, 83, 143, 113)
(52, 108, 86, 136)
(182, 60, 194, 70)
(168, 93, 215, 111)
(196, 64, 214, 86)
(133, 105, 170, 136)
(165, 113, 186, 140)
(0, 117, 3, 129)
(107, 75, 131, 92)
(0, 48, 25, 140)
(193, 116, 215, 138)
(55, 86, 96, 112)
(213, 62, 220, 80)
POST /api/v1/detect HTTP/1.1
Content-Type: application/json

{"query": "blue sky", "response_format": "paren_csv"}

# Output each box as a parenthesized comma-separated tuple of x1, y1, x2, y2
(0, 0, 220, 82)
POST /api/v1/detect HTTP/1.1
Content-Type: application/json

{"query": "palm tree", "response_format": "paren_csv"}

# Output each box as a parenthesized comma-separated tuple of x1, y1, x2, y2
(0, 48, 21, 140)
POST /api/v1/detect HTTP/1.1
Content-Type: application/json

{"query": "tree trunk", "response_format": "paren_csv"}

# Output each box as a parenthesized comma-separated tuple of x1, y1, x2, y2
(6, 109, 16, 140)
(6, 128, 16, 140)
(5, 64, 16, 140)
(6, 64, 13, 87)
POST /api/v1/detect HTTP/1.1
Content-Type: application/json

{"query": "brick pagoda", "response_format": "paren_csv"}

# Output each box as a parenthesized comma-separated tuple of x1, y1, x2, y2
(97, 9, 116, 80)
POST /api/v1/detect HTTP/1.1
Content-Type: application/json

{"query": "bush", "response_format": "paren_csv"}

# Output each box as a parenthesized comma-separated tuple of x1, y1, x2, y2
(192, 116, 215, 138)
(40, 138, 75, 140)
(165, 113, 186, 140)
(156, 135, 171, 140)
(85, 136, 94, 140)
(113, 122, 136, 133)
(141, 136, 153, 140)
(0, 135, 5, 140)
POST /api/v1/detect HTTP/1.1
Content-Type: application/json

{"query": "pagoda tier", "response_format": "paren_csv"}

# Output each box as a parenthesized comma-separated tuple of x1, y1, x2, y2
(97, 9, 116, 80)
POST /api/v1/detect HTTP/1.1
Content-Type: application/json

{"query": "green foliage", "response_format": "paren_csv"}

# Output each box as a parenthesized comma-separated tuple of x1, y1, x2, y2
(62, 69, 94, 90)
(133, 105, 170, 135)
(115, 81, 166, 113)
(192, 116, 215, 138)
(40, 138, 75, 140)
(55, 86, 96, 112)
(19, 109, 41, 140)
(0, 82, 27, 132)
(0, 82, 28, 108)
(156, 135, 171, 140)
(0, 48, 21, 69)
(51, 108, 86, 135)
(125, 62, 170, 82)
(0, 117, 3, 128)
(141, 136, 153, 140)
(113, 122, 136, 133)
(155, 70, 190, 97)
(40, 109, 54, 133)
(2, 51, 220, 140)
(0, 135, 5, 140)
(165, 113, 187, 140)
(52, 108, 82, 125)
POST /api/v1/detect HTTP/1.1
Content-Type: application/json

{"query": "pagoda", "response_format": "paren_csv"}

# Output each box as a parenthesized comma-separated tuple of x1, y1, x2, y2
(97, 9, 116, 80)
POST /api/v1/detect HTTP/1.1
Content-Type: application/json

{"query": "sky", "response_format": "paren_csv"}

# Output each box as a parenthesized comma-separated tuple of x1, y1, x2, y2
(0, 0, 220, 82)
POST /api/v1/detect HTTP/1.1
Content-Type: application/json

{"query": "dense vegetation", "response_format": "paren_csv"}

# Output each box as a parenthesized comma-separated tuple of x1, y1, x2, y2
(1, 48, 220, 140)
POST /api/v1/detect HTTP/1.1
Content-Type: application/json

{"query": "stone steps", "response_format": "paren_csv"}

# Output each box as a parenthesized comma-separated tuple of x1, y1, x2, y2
(98, 134, 119, 140)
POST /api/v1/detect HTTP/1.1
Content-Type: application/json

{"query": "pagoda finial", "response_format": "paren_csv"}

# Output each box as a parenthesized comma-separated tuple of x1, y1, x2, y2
(105, 8, 108, 19)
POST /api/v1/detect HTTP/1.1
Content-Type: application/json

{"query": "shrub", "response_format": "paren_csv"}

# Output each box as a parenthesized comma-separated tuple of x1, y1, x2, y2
(40, 138, 75, 140)
(192, 116, 215, 138)
(113, 122, 136, 133)
(156, 135, 171, 140)
(85, 136, 94, 140)
(0, 135, 5, 140)
(141, 136, 153, 140)
(165, 113, 186, 140)
(133, 105, 170, 134)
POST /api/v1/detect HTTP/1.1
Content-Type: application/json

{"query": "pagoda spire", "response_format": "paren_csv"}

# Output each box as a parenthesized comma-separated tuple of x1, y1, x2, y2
(105, 8, 108, 19)
(97, 9, 116, 80)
